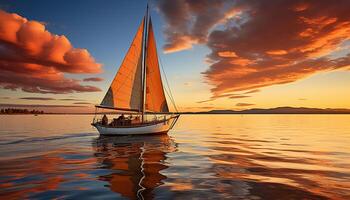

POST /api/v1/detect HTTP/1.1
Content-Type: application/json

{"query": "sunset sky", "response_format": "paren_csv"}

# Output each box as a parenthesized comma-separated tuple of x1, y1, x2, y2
(0, 0, 350, 113)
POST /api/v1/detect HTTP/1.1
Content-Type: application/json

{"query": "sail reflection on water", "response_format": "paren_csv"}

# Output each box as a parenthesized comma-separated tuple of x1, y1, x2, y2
(92, 134, 177, 199)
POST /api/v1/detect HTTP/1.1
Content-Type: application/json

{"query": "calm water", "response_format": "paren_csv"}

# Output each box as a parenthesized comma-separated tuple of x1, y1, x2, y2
(0, 115, 349, 199)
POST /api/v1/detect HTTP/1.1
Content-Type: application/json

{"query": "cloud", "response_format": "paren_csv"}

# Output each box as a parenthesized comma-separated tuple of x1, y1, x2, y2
(0, 10, 102, 94)
(196, 99, 214, 104)
(0, 103, 87, 108)
(73, 102, 92, 105)
(20, 97, 55, 100)
(157, 0, 238, 53)
(18, 97, 86, 101)
(244, 89, 260, 94)
(196, 93, 234, 103)
(83, 77, 104, 82)
(218, 51, 238, 58)
(158, 0, 350, 98)
(266, 50, 288, 55)
(183, 106, 215, 110)
(59, 98, 84, 101)
(197, 93, 250, 103)
(236, 103, 255, 107)
(292, 2, 310, 12)
(229, 95, 250, 99)
(183, 82, 192, 86)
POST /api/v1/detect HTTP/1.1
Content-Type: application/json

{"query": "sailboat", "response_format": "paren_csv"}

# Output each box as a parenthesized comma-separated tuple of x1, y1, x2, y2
(92, 6, 180, 135)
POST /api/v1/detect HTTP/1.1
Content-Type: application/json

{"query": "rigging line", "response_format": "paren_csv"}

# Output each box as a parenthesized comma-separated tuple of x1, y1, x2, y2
(162, 76, 177, 113)
(162, 80, 175, 111)
(159, 64, 177, 112)
(158, 60, 174, 106)
(159, 56, 178, 112)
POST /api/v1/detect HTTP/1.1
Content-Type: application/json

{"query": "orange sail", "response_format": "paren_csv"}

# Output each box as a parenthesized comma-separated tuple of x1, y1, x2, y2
(100, 20, 144, 111)
(145, 19, 169, 112)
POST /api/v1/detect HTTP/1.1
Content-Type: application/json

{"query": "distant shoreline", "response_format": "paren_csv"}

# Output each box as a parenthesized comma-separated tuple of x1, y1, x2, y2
(1, 113, 350, 115)
(2, 113, 350, 115)
(1, 106, 350, 115)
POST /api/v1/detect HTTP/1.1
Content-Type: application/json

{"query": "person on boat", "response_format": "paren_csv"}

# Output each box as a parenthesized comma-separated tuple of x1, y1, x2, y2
(111, 118, 117, 127)
(102, 114, 108, 125)
(116, 114, 125, 126)
(122, 114, 131, 126)
(117, 114, 125, 121)
(134, 116, 140, 123)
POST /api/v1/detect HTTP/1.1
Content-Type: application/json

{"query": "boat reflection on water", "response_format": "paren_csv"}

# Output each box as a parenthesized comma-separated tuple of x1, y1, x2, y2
(92, 134, 177, 199)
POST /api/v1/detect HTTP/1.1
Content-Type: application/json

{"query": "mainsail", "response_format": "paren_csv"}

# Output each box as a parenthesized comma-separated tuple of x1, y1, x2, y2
(100, 20, 144, 111)
(145, 19, 169, 112)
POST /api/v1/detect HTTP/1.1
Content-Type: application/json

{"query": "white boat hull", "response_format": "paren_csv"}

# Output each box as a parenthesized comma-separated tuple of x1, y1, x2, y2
(92, 115, 179, 136)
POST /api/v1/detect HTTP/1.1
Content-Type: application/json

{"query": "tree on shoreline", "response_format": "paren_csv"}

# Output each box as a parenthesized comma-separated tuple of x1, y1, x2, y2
(0, 108, 44, 114)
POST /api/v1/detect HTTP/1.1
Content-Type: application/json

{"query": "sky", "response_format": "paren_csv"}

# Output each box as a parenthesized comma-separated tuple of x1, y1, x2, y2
(0, 0, 350, 113)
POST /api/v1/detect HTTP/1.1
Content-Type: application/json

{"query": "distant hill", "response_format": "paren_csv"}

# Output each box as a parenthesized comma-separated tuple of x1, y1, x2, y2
(182, 107, 350, 114)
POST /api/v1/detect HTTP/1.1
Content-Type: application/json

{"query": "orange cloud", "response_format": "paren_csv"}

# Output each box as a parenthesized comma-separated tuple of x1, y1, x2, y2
(218, 51, 238, 58)
(0, 10, 102, 94)
(158, 0, 240, 53)
(244, 89, 260, 94)
(163, 35, 196, 53)
(197, 92, 251, 104)
(297, 21, 350, 58)
(229, 58, 255, 66)
(157, 1, 350, 98)
(292, 2, 310, 12)
(73, 102, 92, 105)
(17, 97, 87, 102)
(19, 97, 55, 100)
(266, 50, 288, 55)
(236, 103, 255, 107)
(229, 95, 250, 99)
(196, 99, 214, 104)
(0, 103, 88, 108)
(83, 77, 104, 82)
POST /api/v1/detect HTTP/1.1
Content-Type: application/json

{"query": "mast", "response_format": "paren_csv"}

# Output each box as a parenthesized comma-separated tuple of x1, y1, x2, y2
(141, 4, 149, 122)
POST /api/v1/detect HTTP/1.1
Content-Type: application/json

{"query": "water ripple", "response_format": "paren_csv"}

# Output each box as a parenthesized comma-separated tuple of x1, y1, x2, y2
(0, 114, 349, 199)
(0, 133, 95, 145)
